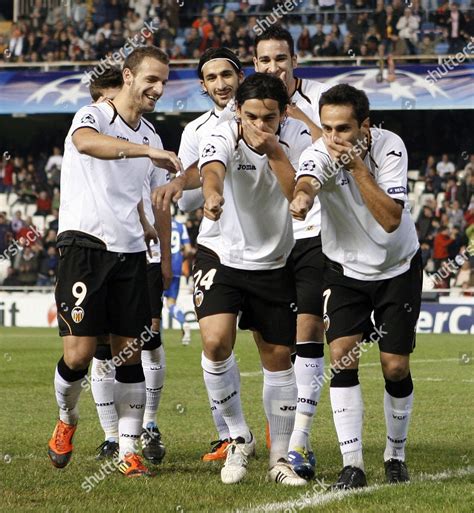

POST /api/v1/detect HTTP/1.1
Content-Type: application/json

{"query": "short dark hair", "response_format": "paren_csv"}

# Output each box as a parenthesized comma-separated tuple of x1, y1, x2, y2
(123, 46, 169, 74)
(197, 47, 242, 80)
(254, 25, 295, 57)
(88, 67, 123, 101)
(319, 84, 370, 126)
(235, 72, 289, 113)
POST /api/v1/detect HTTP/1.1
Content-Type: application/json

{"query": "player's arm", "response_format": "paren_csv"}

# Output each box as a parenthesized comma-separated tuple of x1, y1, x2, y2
(327, 137, 403, 233)
(287, 104, 322, 142)
(290, 176, 320, 220)
(201, 161, 225, 221)
(72, 128, 182, 174)
(242, 120, 295, 201)
(154, 205, 172, 290)
(137, 199, 158, 255)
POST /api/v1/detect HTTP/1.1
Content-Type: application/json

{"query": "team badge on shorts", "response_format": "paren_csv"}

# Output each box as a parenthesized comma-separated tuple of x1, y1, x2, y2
(194, 290, 204, 307)
(71, 306, 85, 323)
(323, 313, 330, 332)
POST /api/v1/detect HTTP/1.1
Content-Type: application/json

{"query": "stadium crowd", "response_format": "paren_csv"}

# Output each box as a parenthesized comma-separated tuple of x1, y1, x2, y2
(0, 147, 473, 289)
(1, 0, 473, 63)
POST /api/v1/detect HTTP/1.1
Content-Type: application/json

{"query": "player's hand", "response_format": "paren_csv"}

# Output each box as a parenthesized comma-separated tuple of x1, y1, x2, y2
(290, 191, 313, 221)
(204, 193, 224, 221)
(148, 148, 184, 175)
(324, 136, 364, 171)
(160, 255, 173, 290)
(152, 175, 186, 211)
(143, 222, 158, 257)
(241, 119, 280, 158)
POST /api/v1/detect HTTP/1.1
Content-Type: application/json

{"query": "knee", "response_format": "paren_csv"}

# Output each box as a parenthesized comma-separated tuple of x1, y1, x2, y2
(64, 353, 91, 371)
(259, 344, 291, 371)
(382, 359, 410, 381)
(202, 337, 231, 361)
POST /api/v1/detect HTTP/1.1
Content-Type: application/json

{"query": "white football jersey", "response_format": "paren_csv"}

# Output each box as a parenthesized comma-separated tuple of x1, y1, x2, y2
(198, 118, 312, 270)
(177, 105, 234, 212)
(58, 102, 158, 253)
(143, 165, 171, 264)
(291, 78, 330, 240)
(296, 127, 419, 280)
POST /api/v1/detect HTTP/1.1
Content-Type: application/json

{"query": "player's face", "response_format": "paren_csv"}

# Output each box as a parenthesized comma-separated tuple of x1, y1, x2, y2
(126, 57, 169, 113)
(320, 104, 369, 147)
(201, 60, 242, 109)
(253, 40, 297, 91)
(238, 98, 284, 135)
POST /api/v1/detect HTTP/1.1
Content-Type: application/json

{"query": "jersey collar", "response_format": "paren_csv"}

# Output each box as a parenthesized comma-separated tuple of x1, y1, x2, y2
(107, 100, 142, 132)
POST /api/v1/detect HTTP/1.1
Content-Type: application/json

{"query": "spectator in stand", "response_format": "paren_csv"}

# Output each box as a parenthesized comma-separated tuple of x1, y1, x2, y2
(448, 200, 466, 229)
(13, 245, 40, 286)
(416, 205, 437, 242)
(1, 157, 14, 197)
(192, 8, 213, 40)
(419, 34, 436, 54)
(71, 0, 88, 32)
(10, 211, 24, 236)
(2, 267, 22, 287)
(48, 208, 59, 232)
(35, 191, 52, 216)
(374, 0, 387, 39)
(424, 167, 443, 196)
(446, 2, 467, 53)
(463, 154, 474, 175)
(0, 213, 12, 256)
(31, 0, 47, 29)
(317, 33, 338, 57)
(445, 176, 460, 203)
(433, 225, 453, 271)
(459, 173, 474, 210)
(310, 23, 326, 54)
(396, 8, 420, 55)
(436, 153, 456, 177)
(297, 27, 312, 55)
(43, 228, 58, 249)
(183, 27, 201, 58)
(447, 224, 469, 259)
(37, 245, 58, 285)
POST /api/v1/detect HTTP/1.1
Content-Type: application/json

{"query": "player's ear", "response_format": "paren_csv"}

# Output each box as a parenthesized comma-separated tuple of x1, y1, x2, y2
(200, 79, 208, 95)
(252, 56, 258, 71)
(238, 71, 245, 84)
(361, 117, 370, 134)
(123, 68, 133, 86)
(292, 53, 297, 70)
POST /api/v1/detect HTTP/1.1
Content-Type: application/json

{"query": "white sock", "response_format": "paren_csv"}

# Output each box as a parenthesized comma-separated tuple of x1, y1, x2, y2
(141, 346, 166, 427)
(54, 366, 86, 425)
(289, 352, 324, 452)
(384, 390, 413, 462)
(91, 357, 118, 441)
(114, 365, 146, 458)
(202, 352, 250, 441)
(263, 367, 297, 467)
(330, 384, 364, 471)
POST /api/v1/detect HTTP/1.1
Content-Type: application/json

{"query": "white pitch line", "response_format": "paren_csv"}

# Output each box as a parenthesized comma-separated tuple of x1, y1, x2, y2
(239, 466, 474, 513)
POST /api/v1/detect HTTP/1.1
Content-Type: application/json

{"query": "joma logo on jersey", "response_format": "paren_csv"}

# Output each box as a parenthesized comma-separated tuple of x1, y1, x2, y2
(237, 164, 256, 170)
(280, 405, 296, 411)
(117, 135, 129, 141)
(71, 306, 84, 323)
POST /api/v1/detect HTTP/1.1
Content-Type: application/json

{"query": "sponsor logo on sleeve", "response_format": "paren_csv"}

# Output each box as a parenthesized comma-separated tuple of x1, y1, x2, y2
(387, 186, 406, 194)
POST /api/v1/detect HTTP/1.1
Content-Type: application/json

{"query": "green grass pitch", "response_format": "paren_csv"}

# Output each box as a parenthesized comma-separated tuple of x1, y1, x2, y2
(0, 328, 472, 512)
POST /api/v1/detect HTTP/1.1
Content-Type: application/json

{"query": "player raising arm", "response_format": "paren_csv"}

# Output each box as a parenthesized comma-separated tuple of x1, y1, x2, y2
(291, 84, 422, 489)
(196, 73, 312, 486)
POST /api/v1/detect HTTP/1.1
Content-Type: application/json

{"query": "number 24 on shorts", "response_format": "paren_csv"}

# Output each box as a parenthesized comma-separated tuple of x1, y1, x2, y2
(193, 269, 216, 292)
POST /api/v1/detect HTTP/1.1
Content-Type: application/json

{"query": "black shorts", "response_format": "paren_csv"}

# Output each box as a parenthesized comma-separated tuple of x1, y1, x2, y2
(322, 249, 422, 355)
(193, 246, 297, 346)
(147, 263, 164, 319)
(291, 235, 324, 317)
(55, 232, 151, 338)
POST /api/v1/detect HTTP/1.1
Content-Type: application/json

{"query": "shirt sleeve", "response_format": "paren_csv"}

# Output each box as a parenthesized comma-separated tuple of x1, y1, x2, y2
(198, 130, 232, 173)
(70, 105, 106, 136)
(150, 133, 170, 187)
(178, 124, 200, 171)
(376, 133, 409, 203)
(296, 144, 333, 188)
(177, 189, 204, 212)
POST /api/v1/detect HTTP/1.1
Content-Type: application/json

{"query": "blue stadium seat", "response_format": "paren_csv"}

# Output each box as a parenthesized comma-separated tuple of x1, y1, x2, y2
(434, 42, 449, 54)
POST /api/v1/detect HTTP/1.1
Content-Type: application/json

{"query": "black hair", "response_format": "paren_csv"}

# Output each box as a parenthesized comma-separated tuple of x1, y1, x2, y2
(235, 73, 289, 113)
(88, 67, 123, 101)
(319, 84, 370, 126)
(254, 25, 295, 57)
(197, 47, 243, 80)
